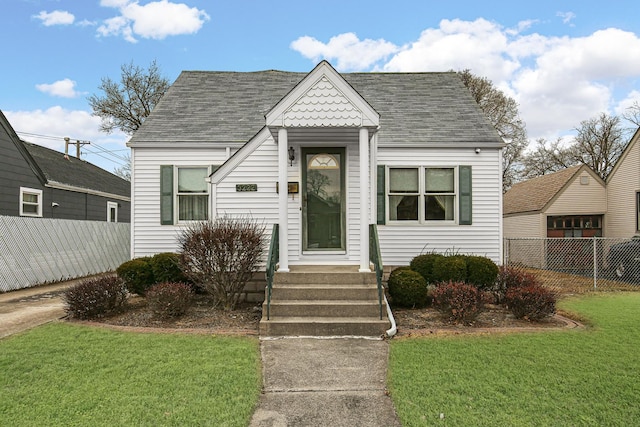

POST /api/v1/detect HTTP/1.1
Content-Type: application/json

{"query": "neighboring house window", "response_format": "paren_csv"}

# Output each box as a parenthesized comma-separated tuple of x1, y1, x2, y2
(107, 201, 118, 223)
(160, 165, 212, 225)
(20, 187, 43, 217)
(386, 166, 466, 223)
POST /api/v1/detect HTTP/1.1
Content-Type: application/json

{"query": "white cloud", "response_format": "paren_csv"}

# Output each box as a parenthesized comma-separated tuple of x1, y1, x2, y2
(34, 10, 75, 26)
(36, 79, 82, 98)
(97, 0, 209, 43)
(557, 11, 576, 25)
(290, 33, 399, 71)
(292, 19, 640, 141)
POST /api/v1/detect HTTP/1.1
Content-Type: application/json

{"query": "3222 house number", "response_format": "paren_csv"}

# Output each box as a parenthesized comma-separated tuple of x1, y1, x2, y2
(236, 184, 257, 192)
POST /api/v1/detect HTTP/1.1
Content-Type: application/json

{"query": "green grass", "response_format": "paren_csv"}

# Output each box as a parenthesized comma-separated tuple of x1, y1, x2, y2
(0, 323, 261, 426)
(388, 293, 640, 426)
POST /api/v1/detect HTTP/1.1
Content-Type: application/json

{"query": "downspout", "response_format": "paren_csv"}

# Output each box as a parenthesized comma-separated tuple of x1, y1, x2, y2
(384, 294, 397, 337)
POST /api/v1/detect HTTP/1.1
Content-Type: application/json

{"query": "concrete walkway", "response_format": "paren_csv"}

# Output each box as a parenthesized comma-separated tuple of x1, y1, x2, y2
(249, 337, 401, 427)
(0, 281, 77, 339)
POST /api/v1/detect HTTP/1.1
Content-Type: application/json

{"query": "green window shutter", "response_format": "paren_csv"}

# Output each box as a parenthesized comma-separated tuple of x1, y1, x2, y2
(377, 165, 386, 225)
(459, 165, 472, 225)
(160, 165, 174, 225)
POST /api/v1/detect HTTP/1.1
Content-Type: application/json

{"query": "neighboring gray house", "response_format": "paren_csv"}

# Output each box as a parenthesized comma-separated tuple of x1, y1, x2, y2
(0, 110, 131, 222)
(128, 61, 505, 267)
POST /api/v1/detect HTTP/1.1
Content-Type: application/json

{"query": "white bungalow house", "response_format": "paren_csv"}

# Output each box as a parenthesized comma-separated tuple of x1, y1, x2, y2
(128, 61, 504, 335)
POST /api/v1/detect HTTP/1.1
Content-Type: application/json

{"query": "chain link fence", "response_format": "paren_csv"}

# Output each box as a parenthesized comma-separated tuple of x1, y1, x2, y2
(0, 216, 130, 292)
(504, 237, 640, 294)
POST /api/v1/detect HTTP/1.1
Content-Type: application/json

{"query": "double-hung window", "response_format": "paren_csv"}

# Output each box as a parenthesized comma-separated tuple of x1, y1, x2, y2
(425, 168, 455, 220)
(387, 166, 458, 223)
(20, 187, 43, 217)
(177, 167, 209, 221)
(160, 165, 210, 224)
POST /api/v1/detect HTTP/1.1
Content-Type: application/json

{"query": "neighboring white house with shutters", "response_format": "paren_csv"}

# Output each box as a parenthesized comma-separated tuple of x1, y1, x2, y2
(127, 61, 505, 269)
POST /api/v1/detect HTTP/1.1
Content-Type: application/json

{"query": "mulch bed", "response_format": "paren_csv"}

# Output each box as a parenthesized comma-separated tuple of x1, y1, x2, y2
(69, 294, 580, 337)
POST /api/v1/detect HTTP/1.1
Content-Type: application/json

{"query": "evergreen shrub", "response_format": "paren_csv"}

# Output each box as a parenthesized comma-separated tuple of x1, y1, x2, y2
(388, 268, 430, 308)
(116, 257, 155, 296)
(409, 253, 444, 283)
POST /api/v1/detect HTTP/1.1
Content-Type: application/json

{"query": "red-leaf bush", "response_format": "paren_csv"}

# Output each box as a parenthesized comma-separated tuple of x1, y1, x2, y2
(493, 266, 542, 304)
(146, 282, 194, 319)
(505, 284, 556, 321)
(431, 281, 488, 325)
(388, 268, 430, 308)
(63, 275, 128, 320)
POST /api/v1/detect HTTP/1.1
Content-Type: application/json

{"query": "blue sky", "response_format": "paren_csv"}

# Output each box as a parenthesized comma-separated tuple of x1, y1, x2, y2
(2, 0, 640, 174)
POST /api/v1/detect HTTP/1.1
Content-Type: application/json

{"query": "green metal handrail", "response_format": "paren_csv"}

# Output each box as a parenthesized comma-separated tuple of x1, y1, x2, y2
(265, 224, 279, 320)
(369, 224, 384, 320)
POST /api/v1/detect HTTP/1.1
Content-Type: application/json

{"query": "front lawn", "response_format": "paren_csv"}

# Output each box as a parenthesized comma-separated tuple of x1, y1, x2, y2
(0, 324, 261, 426)
(388, 293, 640, 426)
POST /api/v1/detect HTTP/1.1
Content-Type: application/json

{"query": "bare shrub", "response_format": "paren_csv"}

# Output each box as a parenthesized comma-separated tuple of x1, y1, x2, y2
(178, 216, 265, 310)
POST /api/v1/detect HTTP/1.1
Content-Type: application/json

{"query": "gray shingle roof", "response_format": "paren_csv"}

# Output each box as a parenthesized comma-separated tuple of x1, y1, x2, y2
(23, 142, 130, 198)
(129, 68, 503, 147)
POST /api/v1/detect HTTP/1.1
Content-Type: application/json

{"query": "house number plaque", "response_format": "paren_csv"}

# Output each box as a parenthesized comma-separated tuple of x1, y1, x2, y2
(236, 184, 258, 192)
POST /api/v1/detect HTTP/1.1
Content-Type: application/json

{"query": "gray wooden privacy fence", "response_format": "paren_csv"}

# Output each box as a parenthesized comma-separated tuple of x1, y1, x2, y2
(0, 215, 130, 292)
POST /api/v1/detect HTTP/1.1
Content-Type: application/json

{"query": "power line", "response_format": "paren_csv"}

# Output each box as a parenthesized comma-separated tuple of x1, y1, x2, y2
(16, 129, 131, 164)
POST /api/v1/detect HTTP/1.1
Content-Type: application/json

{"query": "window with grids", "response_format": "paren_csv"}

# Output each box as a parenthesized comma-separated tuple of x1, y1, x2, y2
(20, 187, 42, 217)
(177, 167, 209, 221)
(388, 167, 456, 222)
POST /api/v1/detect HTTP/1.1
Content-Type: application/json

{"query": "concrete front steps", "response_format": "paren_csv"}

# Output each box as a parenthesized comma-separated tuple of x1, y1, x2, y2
(259, 266, 389, 337)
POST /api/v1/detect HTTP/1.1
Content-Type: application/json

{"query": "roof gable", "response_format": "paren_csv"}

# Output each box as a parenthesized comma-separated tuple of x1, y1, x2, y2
(0, 110, 47, 185)
(503, 165, 600, 215)
(266, 61, 378, 128)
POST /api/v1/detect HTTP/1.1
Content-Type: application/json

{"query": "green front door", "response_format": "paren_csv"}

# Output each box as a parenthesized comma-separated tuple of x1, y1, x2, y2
(302, 148, 346, 251)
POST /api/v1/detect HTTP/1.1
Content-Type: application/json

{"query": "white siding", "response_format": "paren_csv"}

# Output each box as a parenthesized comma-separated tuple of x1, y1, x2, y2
(546, 170, 606, 215)
(503, 213, 544, 238)
(606, 137, 640, 238)
(131, 147, 228, 257)
(377, 147, 502, 265)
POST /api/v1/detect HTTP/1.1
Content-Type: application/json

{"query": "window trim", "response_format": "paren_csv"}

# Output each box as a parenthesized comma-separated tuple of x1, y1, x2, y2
(386, 166, 458, 224)
(107, 201, 118, 223)
(20, 187, 43, 217)
(175, 165, 211, 224)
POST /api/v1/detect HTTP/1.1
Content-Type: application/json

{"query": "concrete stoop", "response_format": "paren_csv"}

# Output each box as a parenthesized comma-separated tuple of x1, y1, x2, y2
(259, 266, 389, 337)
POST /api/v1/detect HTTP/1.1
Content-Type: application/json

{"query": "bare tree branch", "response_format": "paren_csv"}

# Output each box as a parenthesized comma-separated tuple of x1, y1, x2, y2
(458, 70, 528, 191)
(88, 60, 170, 135)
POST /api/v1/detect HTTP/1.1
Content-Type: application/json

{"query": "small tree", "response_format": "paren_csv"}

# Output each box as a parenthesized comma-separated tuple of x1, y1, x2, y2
(178, 216, 265, 310)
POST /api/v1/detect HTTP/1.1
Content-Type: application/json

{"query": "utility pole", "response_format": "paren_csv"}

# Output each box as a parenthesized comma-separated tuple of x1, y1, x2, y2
(63, 137, 90, 159)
